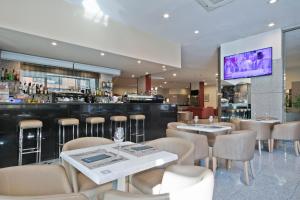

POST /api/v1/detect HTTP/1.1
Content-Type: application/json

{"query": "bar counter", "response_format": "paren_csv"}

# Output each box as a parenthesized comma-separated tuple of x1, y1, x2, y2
(0, 103, 177, 167)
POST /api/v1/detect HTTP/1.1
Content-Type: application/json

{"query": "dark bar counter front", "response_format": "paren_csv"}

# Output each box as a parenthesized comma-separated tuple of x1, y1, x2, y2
(0, 103, 177, 167)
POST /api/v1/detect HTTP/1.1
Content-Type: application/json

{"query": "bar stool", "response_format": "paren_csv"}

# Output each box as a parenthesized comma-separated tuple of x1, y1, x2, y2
(110, 116, 127, 140)
(18, 119, 43, 166)
(85, 117, 105, 137)
(129, 114, 145, 143)
(58, 118, 79, 155)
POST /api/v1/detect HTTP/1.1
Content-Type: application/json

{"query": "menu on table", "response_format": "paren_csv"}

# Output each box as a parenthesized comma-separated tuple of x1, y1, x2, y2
(115, 143, 159, 157)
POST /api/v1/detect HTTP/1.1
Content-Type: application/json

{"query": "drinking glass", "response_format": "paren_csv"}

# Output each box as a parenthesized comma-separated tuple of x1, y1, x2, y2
(114, 127, 124, 157)
(208, 116, 214, 124)
(194, 116, 199, 124)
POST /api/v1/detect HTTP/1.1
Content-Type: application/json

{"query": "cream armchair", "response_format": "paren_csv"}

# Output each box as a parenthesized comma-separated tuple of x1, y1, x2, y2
(132, 165, 214, 200)
(0, 165, 88, 200)
(212, 130, 257, 185)
(167, 122, 186, 130)
(101, 190, 169, 200)
(160, 165, 214, 200)
(272, 121, 300, 156)
(240, 120, 272, 155)
(131, 138, 194, 194)
(230, 118, 241, 131)
(166, 128, 209, 167)
(62, 137, 114, 193)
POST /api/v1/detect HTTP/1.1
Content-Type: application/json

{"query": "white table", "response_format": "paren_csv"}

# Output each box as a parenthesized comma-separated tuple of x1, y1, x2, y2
(177, 124, 232, 134)
(241, 119, 280, 124)
(60, 142, 178, 191)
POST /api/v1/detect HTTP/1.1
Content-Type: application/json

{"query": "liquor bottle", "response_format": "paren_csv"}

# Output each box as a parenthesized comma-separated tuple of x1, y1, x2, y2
(0, 68, 4, 81)
(32, 83, 36, 94)
(27, 83, 32, 94)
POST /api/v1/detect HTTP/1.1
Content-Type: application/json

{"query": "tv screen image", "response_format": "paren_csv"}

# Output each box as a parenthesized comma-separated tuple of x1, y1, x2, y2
(224, 47, 272, 80)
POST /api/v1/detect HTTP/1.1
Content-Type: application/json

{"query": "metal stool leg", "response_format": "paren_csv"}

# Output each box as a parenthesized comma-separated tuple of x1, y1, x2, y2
(77, 125, 79, 138)
(110, 121, 113, 139)
(136, 120, 138, 143)
(86, 123, 88, 136)
(58, 125, 61, 155)
(72, 125, 75, 140)
(18, 128, 23, 166)
(102, 123, 104, 137)
(36, 128, 39, 163)
(91, 123, 93, 137)
(96, 124, 99, 137)
(62, 126, 65, 147)
(125, 121, 127, 141)
(39, 127, 42, 163)
(143, 120, 145, 142)
(129, 119, 132, 142)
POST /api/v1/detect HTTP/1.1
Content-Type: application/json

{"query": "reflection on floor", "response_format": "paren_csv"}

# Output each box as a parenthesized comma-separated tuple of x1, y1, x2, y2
(213, 142, 300, 200)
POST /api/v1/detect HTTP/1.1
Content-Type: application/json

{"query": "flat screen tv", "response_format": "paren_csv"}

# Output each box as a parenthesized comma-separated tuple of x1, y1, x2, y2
(223, 47, 272, 80)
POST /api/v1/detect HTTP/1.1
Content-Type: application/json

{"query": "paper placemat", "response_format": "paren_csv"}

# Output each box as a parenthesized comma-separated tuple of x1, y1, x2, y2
(70, 149, 128, 169)
(114, 143, 159, 157)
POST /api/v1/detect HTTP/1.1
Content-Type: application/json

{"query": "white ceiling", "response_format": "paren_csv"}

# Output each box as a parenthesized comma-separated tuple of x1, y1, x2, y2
(0, 0, 299, 88)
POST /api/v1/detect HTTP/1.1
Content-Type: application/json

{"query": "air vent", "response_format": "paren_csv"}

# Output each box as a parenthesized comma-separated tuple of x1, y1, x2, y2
(195, 0, 235, 11)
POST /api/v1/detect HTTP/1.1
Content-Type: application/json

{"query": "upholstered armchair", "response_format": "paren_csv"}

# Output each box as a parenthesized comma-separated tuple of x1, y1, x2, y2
(0, 165, 88, 200)
(132, 165, 214, 200)
(167, 122, 186, 130)
(272, 121, 300, 156)
(131, 138, 194, 194)
(101, 190, 169, 200)
(212, 130, 257, 185)
(166, 128, 209, 167)
(230, 118, 241, 131)
(62, 137, 114, 193)
(240, 120, 272, 155)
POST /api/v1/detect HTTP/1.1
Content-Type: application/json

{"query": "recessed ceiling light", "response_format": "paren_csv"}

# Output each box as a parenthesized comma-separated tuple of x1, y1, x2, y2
(162, 65, 166, 69)
(173, 73, 177, 77)
(194, 30, 199, 34)
(216, 73, 219, 76)
(162, 68, 167, 71)
(137, 60, 142, 64)
(51, 42, 57, 46)
(131, 74, 135, 78)
(163, 81, 167, 84)
(145, 72, 149, 75)
(269, 0, 277, 4)
(100, 52, 105, 56)
(268, 22, 275, 27)
(163, 13, 170, 19)
(204, 82, 208, 86)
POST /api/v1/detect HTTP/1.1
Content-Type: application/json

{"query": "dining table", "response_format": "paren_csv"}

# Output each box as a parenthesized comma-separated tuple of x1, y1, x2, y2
(60, 142, 178, 191)
(176, 124, 232, 134)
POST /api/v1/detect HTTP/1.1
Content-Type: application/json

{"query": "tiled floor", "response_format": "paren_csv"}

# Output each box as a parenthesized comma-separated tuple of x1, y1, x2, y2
(213, 142, 300, 200)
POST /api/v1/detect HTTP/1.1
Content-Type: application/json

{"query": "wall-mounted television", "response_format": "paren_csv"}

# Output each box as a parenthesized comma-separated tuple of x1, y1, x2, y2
(224, 47, 272, 80)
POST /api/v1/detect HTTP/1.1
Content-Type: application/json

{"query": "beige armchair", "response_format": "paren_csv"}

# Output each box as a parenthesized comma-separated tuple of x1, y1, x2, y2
(62, 137, 114, 193)
(212, 130, 257, 185)
(167, 122, 186, 130)
(272, 121, 300, 156)
(132, 165, 214, 200)
(101, 190, 169, 200)
(166, 128, 209, 167)
(230, 118, 241, 131)
(0, 165, 88, 200)
(240, 120, 272, 155)
(131, 138, 194, 194)
(160, 165, 214, 200)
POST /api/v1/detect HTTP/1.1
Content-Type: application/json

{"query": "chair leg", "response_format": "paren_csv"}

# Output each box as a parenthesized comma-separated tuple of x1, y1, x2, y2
(249, 159, 255, 178)
(244, 161, 250, 185)
(258, 140, 262, 155)
(294, 141, 299, 156)
(204, 157, 209, 168)
(226, 159, 232, 170)
(212, 157, 217, 173)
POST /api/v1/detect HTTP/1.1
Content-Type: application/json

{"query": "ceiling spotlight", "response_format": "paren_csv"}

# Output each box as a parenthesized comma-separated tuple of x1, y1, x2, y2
(162, 65, 166, 69)
(173, 73, 177, 77)
(204, 82, 208, 86)
(163, 13, 170, 19)
(137, 60, 142, 64)
(51, 42, 57, 46)
(268, 22, 275, 27)
(100, 52, 105, 56)
(269, 0, 277, 4)
(145, 72, 149, 75)
(163, 81, 167, 84)
(131, 74, 135, 78)
(194, 30, 199, 34)
(215, 73, 219, 76)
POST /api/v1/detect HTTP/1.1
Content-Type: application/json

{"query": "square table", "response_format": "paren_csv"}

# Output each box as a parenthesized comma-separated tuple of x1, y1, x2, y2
(241, 119, 280, 124)
(176, 124, 232, 134)
(60, 142, 178, 191)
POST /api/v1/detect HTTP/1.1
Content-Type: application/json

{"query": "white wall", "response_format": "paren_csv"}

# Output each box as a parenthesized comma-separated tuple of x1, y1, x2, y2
(0, 0, 181, 68)
(220, 29, 284, 121)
